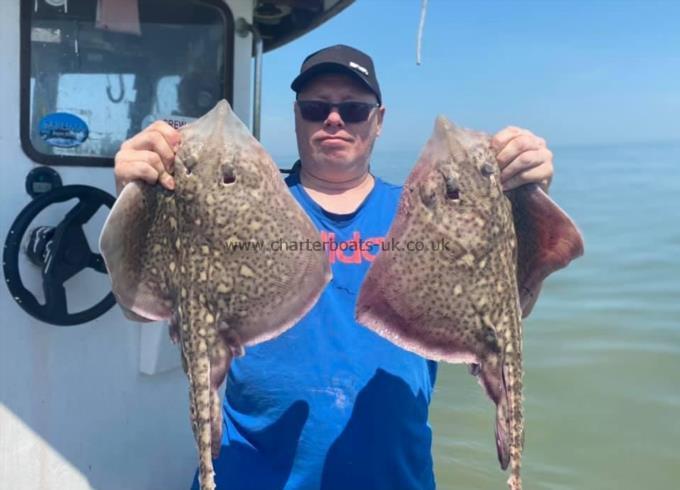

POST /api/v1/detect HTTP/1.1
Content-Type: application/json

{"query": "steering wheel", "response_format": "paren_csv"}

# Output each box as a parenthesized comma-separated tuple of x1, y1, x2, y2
(3, 185, 117, 326)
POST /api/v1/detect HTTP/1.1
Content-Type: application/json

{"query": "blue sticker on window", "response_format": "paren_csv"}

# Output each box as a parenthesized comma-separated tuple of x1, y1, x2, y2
(38, 113, 89, 148)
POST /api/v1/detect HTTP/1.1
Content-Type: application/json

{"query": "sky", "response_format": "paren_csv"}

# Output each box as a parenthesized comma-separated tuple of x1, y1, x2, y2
(258, 0, 680, 158)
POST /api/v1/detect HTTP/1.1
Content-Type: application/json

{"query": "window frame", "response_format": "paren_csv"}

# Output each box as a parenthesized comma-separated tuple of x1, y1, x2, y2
(20, 0, 235, 167)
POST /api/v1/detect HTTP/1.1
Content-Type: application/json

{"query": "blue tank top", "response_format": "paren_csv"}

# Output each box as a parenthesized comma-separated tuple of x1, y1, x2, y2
(192, 171, 438, 490)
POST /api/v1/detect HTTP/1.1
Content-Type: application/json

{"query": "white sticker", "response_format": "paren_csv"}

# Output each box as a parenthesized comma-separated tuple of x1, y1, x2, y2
(142, 114, 196, 130)
(31, 28, 62, 43)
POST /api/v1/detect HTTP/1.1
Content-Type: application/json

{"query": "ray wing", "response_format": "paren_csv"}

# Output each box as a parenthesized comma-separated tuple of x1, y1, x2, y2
(99, 182, 177, 321)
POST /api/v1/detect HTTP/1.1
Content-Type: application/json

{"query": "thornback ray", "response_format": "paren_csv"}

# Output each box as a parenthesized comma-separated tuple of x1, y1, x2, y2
(355, 116, 583, 490)
(99, 100, 331, 490)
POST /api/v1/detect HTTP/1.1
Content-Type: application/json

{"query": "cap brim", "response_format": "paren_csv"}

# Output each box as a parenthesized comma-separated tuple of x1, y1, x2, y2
(291, 63, 380, 103)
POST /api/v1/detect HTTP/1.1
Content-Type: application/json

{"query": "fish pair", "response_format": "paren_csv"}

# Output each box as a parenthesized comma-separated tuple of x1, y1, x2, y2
(99, 100, 583, 490)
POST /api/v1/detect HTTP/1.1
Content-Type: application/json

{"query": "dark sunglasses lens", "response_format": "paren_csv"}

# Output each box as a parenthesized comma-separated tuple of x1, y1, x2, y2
(339, 102, 373, 123)
(298, 101, 330, 121)
(298, 101, 376, 122)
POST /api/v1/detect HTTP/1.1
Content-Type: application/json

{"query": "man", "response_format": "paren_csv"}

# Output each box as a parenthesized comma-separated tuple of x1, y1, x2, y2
(114, 45, 553, 489)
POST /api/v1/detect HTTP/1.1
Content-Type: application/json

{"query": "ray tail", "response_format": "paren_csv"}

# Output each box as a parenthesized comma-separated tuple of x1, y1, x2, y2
(181, 305, 218, 490)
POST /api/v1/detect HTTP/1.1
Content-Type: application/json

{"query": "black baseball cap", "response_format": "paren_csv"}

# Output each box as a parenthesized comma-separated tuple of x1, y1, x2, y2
(291, 45, 382, 105)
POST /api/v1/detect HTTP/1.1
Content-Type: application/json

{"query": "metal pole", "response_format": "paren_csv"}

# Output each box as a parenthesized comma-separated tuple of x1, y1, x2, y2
(251, 24, 263, 141)
(235, 18, 264, 140)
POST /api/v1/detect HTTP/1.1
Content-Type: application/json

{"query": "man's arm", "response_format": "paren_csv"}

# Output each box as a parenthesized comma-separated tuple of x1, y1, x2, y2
(491, 126, 554, 192)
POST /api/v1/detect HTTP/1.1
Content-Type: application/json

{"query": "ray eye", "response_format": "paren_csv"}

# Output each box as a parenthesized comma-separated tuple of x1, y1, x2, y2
(177, 156, 194, 176)
(222, 167, 236, 185)
(480, 162, 495, 177)
(444, 176, 460, 200)
(419, 181, 437, 208)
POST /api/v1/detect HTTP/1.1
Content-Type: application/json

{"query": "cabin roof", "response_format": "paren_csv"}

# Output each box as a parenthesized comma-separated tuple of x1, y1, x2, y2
(255, 0, 355, 53)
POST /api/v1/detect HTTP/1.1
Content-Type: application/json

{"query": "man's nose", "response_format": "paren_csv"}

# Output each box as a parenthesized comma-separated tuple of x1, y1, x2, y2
(324, 108, 344, 127)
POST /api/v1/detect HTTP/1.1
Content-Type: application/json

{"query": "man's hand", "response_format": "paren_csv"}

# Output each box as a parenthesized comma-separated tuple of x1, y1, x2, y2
(114, 121, 181, 194)
(490, 126, 553, 192)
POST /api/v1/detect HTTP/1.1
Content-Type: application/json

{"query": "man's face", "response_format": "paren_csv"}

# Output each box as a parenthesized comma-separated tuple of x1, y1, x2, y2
(294, 73, 385, 180)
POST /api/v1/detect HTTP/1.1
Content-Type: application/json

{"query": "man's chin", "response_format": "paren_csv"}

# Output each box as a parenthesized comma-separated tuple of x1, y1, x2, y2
(317, 151, 354, 167)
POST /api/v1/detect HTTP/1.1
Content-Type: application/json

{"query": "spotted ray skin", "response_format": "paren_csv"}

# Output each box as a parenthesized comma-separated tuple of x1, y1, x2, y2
(355, 117, 583, 490)
(100, 100, 331, 490)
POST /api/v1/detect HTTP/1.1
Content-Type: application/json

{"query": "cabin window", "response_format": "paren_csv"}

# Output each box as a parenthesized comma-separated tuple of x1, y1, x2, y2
(21, 0, 234, 166)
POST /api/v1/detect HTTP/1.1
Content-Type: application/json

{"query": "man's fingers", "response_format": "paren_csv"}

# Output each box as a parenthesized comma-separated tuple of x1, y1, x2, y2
(495, 133, 546, 167)
(114, 150, 175, 190)
(491, 125, 553, 192)
(116, 159, 160, 185)
(500, 148, 552, 183)
(137, 150, 176, 190)
(490, 126, 522, 153)
(113, 120, 181, 194)
(146, 121, 182, 169)
(159, 172, 176, 190)
(146, 120, 182, 147)
(502, 162, 553, 192)
(149, 131, 177, 172)
(141, 131, 178, 172)
(121, 126, 179, 172)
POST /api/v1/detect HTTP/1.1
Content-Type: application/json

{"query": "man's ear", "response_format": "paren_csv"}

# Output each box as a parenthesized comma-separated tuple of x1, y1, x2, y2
(375, 105, 386, 137)
(293, 100, 302, 129)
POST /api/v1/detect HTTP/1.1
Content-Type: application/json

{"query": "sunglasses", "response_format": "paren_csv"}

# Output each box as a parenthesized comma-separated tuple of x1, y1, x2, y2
(297, 100, 379, 123)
